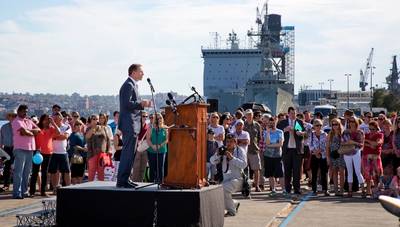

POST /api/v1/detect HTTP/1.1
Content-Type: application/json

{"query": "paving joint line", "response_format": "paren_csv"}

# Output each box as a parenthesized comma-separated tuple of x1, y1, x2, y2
(0, 201, 43, 217)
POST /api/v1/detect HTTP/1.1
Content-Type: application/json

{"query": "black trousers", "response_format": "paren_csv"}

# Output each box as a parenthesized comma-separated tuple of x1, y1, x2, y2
(2, 146, 14, 187)
(282, 148, 303, 194)
(29, 154, 52, 195)
(311, 155, 328, 192)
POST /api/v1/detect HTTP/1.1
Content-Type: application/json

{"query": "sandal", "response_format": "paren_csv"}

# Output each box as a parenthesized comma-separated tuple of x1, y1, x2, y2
(361, 191, 367, 198)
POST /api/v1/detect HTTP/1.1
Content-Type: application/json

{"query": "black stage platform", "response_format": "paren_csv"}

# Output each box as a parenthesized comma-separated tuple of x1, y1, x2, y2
(56, 181, 224, 227)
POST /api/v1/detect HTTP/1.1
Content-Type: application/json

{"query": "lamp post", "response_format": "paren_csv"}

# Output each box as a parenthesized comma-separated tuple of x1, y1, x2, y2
(328, 79, 334, 98)
(370, 66, 375, 111)
(318, 82, 324, 102)
(345, 74, 352, 109)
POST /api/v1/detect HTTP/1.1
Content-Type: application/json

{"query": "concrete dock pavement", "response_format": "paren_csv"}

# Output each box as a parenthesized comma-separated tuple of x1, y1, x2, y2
(0, 192, 55, 227)
(283, 194, 398, 227)
(225, 192, 292, 227)
(225, 189, 398, 227)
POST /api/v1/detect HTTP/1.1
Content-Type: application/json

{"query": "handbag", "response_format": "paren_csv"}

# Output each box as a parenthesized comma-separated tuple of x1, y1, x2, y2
(338, 144, 356, 155)
(71, 152, 84, 165)
(137, 140, 149, 153)
(137, 129, 149, 153)
(99, 152, 113, 167)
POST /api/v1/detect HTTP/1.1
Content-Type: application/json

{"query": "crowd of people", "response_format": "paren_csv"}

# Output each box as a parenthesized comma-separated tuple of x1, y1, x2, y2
(1, 103, 400, 216)
(205, 107, 400, 216)
(0, 103, 169, 199)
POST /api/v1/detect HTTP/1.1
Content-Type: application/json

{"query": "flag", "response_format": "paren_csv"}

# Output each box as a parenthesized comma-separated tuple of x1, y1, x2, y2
(294, 121, 303, 131)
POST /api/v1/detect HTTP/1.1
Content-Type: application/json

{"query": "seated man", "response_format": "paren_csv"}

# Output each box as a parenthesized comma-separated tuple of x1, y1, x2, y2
(210, 133, 247, 216)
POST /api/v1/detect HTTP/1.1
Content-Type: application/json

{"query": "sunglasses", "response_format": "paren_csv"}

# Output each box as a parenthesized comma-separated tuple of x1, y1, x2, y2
(142, 116, 148, 118)
(378, 118, 384, 121)
(332, 123, 339, 126)
(315, 125, 322, 127)
(73, 115, 79, 118)
(211, 116, 219, 119)
(369, 128, 377, 131)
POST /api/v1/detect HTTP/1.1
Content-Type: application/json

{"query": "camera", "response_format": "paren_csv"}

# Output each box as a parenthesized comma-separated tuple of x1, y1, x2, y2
(218, 146, 227, 156)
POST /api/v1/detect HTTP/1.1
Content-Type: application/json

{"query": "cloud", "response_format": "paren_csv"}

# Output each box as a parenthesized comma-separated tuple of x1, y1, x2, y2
(0, 0, 399, 97)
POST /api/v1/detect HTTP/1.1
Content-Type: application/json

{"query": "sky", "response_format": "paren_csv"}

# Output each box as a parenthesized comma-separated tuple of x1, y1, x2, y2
(0, 0, 399, 96)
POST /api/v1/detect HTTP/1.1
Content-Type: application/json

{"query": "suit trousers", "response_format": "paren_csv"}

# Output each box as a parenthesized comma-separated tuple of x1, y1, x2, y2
(117, 132, 137, 185)
(282, 148, 303, 194)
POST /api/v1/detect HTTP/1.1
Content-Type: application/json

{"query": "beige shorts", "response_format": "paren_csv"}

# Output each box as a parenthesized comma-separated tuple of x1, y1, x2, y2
(247, 153, 262, 170)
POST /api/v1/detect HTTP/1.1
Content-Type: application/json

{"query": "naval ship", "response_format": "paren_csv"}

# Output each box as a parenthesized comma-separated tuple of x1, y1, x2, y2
(202, 2, 295, 115)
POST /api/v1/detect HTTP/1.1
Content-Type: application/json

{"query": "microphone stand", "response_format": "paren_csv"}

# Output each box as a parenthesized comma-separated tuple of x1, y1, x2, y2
(136, 80, 161, 191)
(180, 93, 197, 105)
(150, 82, 162, 190)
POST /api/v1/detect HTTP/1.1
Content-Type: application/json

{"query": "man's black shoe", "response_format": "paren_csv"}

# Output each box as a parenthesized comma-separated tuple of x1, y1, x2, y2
(127, 181, 139, 188)
(128, 180, 139, 187)
(116, 183, 125, 188)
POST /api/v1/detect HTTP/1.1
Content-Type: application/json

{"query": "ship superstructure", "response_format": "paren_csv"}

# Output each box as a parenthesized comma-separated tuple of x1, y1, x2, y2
(202, 1, 295, 114)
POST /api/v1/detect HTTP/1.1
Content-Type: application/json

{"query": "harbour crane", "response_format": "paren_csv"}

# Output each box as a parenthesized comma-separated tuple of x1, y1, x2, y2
(359, 48, 374, 91)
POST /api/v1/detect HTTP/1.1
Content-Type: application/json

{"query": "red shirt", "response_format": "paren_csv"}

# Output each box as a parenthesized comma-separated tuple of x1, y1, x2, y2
(363, 132, 383, 156)
(138, 123, 150, 141)
(35, 127, 57, 155)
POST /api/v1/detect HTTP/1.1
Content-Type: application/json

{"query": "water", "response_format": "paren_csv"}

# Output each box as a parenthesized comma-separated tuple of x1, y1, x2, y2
(0, 120, 6, 128)
(0, 120, 114, 128)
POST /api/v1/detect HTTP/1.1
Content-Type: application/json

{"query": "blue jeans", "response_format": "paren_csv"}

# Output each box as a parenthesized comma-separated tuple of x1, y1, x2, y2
(147, 152, 166, 184)
(117, 132, 137, 185)
(13, 149, 33, 198)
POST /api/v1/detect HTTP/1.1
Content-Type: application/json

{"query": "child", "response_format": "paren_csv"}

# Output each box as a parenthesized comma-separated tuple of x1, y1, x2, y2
(373, 164, 395, 198)
(207, 129, 219, 183)
(391, 166, 400, 198)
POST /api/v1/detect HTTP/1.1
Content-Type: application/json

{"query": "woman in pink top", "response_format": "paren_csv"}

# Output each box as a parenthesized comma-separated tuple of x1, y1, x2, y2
(342, 116, 366, 198)
(363, 121, 384, 196)
(391, 166, 400, 197)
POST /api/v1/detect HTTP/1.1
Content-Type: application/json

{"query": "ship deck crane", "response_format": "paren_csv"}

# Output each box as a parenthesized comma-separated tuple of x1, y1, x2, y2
(359, 48, 374, 91)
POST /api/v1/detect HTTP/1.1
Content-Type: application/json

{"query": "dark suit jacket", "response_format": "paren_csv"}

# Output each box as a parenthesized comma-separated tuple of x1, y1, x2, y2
(277, 118, 305, 154)
(118, 78, 144, 134)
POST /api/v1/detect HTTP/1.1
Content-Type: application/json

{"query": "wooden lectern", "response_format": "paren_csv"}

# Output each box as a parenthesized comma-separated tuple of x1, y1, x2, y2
(163, 103, 208, 189)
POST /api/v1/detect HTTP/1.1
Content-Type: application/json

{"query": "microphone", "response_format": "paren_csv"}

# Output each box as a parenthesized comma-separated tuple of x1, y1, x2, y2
(166, 97, 177, 113)
(190, 86, 204, 102)
(147, 78, 155, 93)
(167, 92, 177, 105)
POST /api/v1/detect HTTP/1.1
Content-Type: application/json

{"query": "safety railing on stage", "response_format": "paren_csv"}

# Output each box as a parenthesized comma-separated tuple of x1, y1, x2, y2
(16, 198, 56, 226)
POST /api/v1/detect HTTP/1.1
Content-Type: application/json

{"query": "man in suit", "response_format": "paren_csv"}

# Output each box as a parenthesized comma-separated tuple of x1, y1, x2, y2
(277, 106, 306, 195)
(117, 64, 151, 188)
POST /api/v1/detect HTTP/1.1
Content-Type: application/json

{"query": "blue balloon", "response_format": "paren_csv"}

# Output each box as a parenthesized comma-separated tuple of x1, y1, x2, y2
(33, 152, 43, 165)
